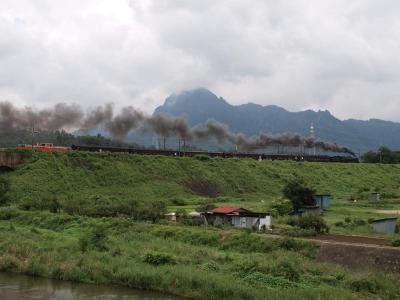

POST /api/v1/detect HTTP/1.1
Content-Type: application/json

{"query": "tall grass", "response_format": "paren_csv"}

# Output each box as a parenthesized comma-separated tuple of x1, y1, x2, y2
(0, 209, 399, 299)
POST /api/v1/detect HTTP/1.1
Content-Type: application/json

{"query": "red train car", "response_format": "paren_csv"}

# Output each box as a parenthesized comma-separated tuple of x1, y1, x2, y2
(16, 143, 71, 152)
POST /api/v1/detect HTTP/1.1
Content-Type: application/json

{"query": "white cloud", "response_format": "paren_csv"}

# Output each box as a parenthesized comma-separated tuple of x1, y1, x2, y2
(0, 0, 400, 120)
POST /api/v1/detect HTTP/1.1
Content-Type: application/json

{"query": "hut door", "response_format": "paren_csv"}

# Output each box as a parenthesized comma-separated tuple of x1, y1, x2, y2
(240, 217, 246, 228)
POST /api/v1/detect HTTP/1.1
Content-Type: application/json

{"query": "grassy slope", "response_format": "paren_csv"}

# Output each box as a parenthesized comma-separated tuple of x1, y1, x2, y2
(0, 209, 399, 300)
(8, 151, 400, 203)
(5, 150, 400, 236)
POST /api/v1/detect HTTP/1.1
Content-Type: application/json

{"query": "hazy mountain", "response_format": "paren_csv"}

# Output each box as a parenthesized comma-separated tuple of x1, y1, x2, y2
(154, 88, 400, 153)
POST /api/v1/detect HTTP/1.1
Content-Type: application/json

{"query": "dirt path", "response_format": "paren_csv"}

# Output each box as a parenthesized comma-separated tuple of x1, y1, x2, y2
(376, 209, 400, 215)
(307, 234, 390, 246)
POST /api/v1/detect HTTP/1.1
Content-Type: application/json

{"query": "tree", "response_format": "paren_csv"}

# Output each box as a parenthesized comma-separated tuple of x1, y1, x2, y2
(362, 146, 400, 164)
(140, 200, 167, 223)
(270, 199, 294, 216)
(297, 214, 329, 234)
(0, 176, 10, 206)
(283, 178, 315, 210)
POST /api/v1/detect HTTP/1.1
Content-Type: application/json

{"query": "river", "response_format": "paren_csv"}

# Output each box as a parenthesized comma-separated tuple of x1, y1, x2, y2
(0, 272, 183, 300)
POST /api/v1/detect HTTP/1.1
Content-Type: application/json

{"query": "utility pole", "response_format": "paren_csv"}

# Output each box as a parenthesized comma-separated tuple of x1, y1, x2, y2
(30, 124, 39, 148)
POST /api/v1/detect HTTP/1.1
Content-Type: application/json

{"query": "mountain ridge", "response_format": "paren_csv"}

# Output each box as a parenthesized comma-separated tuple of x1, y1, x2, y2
(154, 88, 400, 152)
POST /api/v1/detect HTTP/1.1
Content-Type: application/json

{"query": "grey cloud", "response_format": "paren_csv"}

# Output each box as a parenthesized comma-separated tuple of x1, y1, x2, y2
(0, 0, 400, 121)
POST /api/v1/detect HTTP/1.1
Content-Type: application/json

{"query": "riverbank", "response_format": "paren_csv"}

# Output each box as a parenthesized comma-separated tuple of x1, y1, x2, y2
(0, 208, 399, 299)
(0, 272, 181, 300)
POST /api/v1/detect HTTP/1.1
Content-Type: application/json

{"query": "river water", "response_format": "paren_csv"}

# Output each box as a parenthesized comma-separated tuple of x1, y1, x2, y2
(0, 272, 183, 300)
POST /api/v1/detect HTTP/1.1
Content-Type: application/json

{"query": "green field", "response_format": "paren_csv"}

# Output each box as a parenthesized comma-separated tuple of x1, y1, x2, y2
(0, 208, 399, 299)
(5, 151, 400, 236)
(2, 150, 400, 299)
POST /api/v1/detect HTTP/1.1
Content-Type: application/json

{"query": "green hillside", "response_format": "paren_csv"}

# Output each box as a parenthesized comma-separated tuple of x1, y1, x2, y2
(6, 151, 400, 212)
(2, 150, 400, 299)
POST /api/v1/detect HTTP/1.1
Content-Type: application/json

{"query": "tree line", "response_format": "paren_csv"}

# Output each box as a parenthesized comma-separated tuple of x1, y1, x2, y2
(362, 146, 400, 164)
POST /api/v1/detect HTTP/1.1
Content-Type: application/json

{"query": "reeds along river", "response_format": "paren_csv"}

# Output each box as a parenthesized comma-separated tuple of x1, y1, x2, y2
(0, 272, 183, 300)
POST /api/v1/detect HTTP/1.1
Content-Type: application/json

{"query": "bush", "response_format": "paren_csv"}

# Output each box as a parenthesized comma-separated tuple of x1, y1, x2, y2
(349, 278, 378, 294)
(391, 239, 400, 247)
(79, 225, 109, 252)
(297, 215, 329, 234)
(0, 176, 10, 206)
(0, 207, 18, 220)
(143, 252, 175, 265)
(243, 271, 301, 288)
(334, 221, 344, 227)
(270, 199, 293, 216)
(353, 218, 366, 226)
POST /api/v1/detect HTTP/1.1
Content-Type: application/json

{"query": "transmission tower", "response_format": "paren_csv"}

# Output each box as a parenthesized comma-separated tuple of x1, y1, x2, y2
(310, 121, 316, 155)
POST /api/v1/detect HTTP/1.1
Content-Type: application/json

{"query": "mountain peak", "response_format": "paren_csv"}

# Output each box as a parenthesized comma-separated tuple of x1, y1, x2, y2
(154, 88, 400, 151)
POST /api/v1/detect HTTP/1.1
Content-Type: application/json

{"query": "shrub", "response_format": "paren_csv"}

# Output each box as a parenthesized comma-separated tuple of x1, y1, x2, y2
(272, 258, 301, 282)
(143, 252, 174, 265)
(334, 221, 344, 227)
(391, 239, 400, 247)
(243, 271, 301, 288)
(349, 278, 378, 294)
(270, 199, 293, 216)
(0, 207, 18, 220)
(353, 218, 366, 226)
(170, 198, 186, 206)
(79, 225, 109, 252)
(0, 176, 10, 206)
(297, 214, 329, 234)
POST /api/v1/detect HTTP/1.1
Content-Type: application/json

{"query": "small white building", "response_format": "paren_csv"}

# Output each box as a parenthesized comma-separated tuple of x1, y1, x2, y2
(207, 207, 271, 231)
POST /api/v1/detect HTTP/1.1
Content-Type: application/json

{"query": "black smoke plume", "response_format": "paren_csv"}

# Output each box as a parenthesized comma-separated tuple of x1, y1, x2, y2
(0, 101, 355, 155)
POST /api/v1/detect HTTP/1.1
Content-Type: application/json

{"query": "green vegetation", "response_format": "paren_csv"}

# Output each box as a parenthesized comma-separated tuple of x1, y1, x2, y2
(0, 208, 399, 299)
(0, 129, 138, 148)
(2, 150, 400, 298)
(362, 146, 400, 164)
(0, 176, 10, 205)
(288, 215, 330, 234)
(5, 150, 400, 209)
(283, 178, 316, 210)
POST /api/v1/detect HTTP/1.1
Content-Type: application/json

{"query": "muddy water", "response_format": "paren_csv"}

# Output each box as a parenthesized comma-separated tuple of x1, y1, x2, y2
(0, 272, 183, 300)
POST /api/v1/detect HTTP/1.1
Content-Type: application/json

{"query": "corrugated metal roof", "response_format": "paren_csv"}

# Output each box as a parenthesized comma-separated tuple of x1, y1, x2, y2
(212, 207, 243, 214)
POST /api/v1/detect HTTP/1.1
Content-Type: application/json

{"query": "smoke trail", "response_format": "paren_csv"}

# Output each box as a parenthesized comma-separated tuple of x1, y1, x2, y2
(144, 114, 191, 139)
(105, 106, 144, 138)
(190, 119, 230, 144)
(0, 101, 355, 155)
(0, 101, 83, 131)
(81, 103, 114, 131)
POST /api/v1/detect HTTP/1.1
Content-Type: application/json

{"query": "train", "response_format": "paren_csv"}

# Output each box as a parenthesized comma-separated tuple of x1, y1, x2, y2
(15, 143, 359, 163)
(16, 143, 71, 152)
(71, 145, 360, 163)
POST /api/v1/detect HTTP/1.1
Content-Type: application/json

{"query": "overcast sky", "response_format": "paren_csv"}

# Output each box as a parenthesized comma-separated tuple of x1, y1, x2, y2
(1, 0, 400, 121)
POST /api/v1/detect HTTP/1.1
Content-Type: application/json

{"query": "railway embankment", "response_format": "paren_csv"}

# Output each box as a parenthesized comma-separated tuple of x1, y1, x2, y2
(3, 149, 400, 210)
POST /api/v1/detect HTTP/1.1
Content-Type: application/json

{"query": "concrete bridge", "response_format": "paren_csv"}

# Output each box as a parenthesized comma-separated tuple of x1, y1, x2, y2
(0, 151, 28, 172)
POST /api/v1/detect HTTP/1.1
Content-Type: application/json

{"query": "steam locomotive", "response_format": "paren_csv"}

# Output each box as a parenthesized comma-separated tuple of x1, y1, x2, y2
(16, 143, 359, 163)
(71, 145, 360, 163)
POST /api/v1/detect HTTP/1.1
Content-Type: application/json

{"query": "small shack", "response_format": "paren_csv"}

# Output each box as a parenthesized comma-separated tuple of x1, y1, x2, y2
(371, 218, 397, 234)
(165, 212, 177, 222)
(206, 207, 270, 230)
(371, 193, 381, 201)
(314, 194, 331, 209)
(290, 206, 322, 219)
